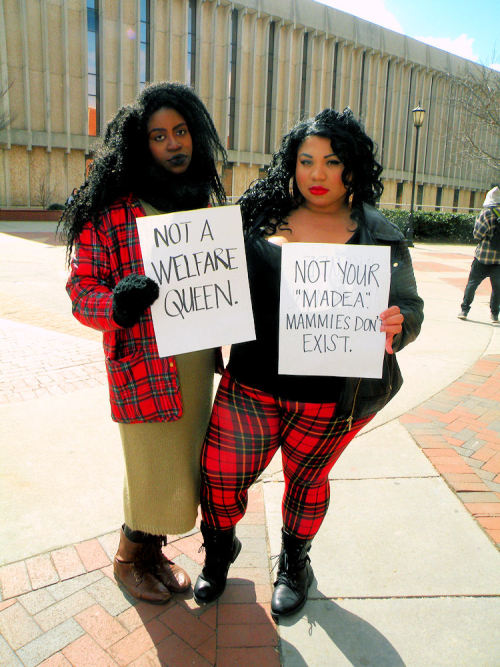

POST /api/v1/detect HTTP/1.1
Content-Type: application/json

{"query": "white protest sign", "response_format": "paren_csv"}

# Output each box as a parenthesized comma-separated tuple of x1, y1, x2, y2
(279, 243, 390, 378)
(136, 205, 255, 357)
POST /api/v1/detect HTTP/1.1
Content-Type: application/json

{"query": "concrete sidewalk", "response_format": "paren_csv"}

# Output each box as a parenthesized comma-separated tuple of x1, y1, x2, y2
(0, 227, 499, 666)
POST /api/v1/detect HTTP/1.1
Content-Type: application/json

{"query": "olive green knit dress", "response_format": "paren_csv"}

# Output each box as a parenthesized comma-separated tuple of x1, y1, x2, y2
(118, 201, 215, 535)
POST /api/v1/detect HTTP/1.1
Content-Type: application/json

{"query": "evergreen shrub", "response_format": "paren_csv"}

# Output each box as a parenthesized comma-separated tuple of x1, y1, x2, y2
(380, 209, 475, 244)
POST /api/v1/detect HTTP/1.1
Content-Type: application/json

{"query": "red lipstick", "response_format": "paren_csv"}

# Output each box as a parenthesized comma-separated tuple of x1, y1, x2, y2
(309, 186, 329, 195)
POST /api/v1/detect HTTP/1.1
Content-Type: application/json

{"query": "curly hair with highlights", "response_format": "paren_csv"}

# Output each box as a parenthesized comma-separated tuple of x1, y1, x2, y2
(59, 81, 227, 261)
(238, 107, 383, 237)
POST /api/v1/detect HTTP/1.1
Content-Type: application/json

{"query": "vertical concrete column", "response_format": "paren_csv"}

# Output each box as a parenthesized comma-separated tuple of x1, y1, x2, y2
(219, 3, 232, 147)
(370, 54, 390, 153)
(258, 15, 271, 155)
(381, 56, 395, 168)
(232, 8, 246, 156)
(290, 26, 304, 124)
(361, 50, 377, 132)
(442, 75, 456, 182)
(61, 1, 71, 153)
(0, 2, 10, 204)
(318, 36, 332, 111)
(336, 41, 352, 111)
(310, 31, 326, 116)
(302, 29, 315, 118)
(270, 18, 283, 153)
(430, 75, 446, 181)
(117, 1, 123, 106)
(166, 0, 173, 80)
(193, 0, 203, 94)
(245, 11, 258, 157)
(19, 0, 32, 151)
(149, 0, 157, 82)
(330, 38, 340, 109)
(98, 0, 106, 135)
(347, 46, 362, 114)
(280, 23, 294, 131)
(135, 0, 141, 93)
(207, 0, 218, 119)
(393, 61, 411, 175)
(80, 0, 90, 154)
(418, 69, 433, 180)
(0, 2, 10, 150)
(41, 2, 51, 152)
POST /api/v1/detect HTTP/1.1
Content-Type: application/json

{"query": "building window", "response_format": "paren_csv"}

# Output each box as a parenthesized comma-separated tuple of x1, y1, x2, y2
(396, 182, 404, 209)
(469, 191, 476, 211)
(264, 21, 276, 154)
(140, 0, 151, 87)
(453, 188, 460, 212)
(300, 32, 309, 119)
(227, 9, 238, 149)
(331, 41, 339, 108)
(435, 186, 442, 211)
(359, 51, 366, 119)
(417, 184, 424, 210)
(87, 0, 99, 136)
(85, 155, 94, 178)
(187, 0, 196, 87)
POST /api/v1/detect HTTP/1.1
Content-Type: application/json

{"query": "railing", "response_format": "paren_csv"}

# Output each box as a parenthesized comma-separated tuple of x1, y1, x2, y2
(223, 198, 482, 214)
(379, 203, 482, 214)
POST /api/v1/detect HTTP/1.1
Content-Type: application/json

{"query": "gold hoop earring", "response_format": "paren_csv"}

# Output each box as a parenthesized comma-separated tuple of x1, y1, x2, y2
(289, 176, 295, 199)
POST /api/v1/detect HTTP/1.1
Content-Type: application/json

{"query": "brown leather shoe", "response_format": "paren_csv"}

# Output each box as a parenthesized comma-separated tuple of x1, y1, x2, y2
(147, 537, 191, 594)
(113, 529, 172, 604)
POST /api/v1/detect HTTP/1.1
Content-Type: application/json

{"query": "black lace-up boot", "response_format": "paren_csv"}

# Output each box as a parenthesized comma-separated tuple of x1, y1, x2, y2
(193, 521, 241, 604)
(271, 529, 314, 620)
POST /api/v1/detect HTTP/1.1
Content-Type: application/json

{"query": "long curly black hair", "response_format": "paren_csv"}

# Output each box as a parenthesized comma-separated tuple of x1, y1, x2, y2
(239, 107, 383, 237)
(59, 82, 227, 262)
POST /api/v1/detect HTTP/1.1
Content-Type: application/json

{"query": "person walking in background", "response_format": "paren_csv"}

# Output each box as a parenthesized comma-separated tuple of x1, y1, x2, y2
(59, 82, 227, 604)
(458, 185, 500, 323)
(65, 188, 78, 207)
(193, 108, 424, 620)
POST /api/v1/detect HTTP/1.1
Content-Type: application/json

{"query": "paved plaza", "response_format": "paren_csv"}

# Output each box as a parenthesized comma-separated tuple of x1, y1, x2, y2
(0, 222, 499, 666)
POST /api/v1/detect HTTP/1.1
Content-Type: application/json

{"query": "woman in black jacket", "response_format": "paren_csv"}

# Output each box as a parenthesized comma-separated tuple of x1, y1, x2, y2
(193, 108, 424, 619)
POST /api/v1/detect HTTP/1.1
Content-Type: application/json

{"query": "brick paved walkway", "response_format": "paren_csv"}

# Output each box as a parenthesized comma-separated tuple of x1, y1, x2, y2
(0, 486, 280, 667)
(1, 231, 499, 665)
(400, 354, 500, 548)
(0, 319, 106, 404)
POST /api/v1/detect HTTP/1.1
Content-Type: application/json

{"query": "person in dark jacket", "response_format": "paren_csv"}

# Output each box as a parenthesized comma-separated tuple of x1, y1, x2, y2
(193, 108, 424, 620)
(458, 185, 500, 323)
(60, 82, 226, 605)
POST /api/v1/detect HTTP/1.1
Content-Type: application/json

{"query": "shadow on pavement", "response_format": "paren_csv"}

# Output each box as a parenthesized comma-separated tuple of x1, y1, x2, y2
(279, 593, 405, 667)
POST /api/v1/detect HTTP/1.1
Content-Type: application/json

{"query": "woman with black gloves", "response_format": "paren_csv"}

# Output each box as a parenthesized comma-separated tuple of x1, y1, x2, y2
(60, 82, 226, 605)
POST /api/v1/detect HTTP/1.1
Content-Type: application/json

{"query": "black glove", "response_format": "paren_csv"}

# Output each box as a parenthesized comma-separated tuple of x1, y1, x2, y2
(112, 273, 159, 327)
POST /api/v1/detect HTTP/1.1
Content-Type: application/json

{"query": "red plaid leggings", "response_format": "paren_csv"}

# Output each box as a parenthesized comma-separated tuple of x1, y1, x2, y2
(200, 371, 373, 540)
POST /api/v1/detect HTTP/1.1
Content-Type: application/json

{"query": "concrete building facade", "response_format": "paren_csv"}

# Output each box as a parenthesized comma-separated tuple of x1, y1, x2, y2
(0, 0, 498, 211)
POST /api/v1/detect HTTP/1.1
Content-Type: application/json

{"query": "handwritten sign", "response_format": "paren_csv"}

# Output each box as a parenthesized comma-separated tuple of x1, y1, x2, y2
(136, 205, 255, 357)
(279, 243, 390, 378)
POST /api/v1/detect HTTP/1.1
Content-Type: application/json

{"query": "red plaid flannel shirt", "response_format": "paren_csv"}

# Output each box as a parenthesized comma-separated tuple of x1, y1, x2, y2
(66, 194, 183, 423)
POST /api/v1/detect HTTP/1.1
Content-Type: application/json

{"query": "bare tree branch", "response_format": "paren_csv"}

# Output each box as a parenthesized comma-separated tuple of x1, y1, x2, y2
(450, 62, 500, 172)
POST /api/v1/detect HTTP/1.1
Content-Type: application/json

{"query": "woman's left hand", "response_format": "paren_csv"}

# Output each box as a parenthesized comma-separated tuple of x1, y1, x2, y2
(380, 306, 404, 354)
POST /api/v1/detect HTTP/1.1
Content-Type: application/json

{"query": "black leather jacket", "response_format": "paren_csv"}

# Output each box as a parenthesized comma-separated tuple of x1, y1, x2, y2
(333, 204, 424, 423)
(230, 204, 424, 425)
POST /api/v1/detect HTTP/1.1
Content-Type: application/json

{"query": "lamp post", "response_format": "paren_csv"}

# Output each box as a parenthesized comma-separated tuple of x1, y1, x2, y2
(405, 103, 426, 247)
